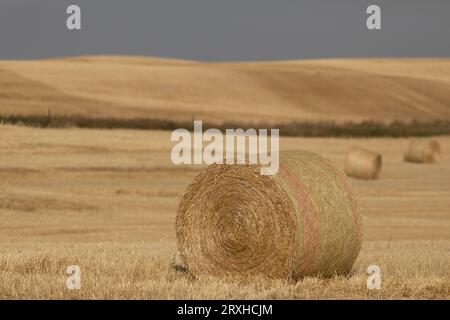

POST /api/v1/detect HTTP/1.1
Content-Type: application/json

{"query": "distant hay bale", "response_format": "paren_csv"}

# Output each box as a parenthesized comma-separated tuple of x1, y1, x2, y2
(176, 150, 362, 280)
(345, 147, 382, 180)
(404, 139, 441, 164)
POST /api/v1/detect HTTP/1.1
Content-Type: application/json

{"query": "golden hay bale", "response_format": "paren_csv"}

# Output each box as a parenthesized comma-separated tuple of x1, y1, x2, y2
(176, 150, 362, 280)
(345, 147, 382, 180)
(404, 139, 441, 164)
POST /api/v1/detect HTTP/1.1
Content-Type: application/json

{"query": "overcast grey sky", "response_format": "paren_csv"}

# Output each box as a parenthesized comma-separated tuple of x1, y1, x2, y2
(0, 0, 449, 61)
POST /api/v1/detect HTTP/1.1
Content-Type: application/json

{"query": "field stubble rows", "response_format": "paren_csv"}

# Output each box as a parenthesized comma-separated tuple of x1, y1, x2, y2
(0, 125, 449, 299)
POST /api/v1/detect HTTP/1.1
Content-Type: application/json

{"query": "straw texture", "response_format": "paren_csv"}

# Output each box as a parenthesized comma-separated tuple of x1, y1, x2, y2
(176, 150, 362, 280)
(345, 147, 382, 180)
(404, 139, 441, 164)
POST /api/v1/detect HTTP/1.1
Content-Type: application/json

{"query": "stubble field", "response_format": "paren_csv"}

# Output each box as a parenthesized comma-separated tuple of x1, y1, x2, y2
(0, 125, 448, 299)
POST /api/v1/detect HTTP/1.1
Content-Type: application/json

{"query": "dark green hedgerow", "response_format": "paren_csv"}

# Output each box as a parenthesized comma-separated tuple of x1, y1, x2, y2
(1, 113, 450, 138)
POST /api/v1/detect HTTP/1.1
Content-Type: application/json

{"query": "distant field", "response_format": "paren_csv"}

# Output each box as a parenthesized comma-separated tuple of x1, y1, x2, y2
(1, 57, 450, 124)
(0, 125, 448, 299)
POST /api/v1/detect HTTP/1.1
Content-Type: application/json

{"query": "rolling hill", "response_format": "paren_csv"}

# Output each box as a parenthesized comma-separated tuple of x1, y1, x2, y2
(1, 56, 450, 124)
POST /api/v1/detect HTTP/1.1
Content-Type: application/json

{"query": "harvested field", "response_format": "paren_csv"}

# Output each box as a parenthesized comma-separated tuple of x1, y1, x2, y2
(0, 125, 449, 299)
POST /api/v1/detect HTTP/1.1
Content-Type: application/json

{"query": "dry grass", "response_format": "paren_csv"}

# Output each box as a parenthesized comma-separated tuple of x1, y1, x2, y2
(0, 241, 448, 299)
(0, 125, 449, 299)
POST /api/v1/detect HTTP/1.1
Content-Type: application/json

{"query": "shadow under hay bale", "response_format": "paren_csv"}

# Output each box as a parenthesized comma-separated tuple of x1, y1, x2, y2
(170, 251, 188, 273)
(404, 139, 441, 164)
(176, 150, 362, 280)
(345, 147, 382, 180)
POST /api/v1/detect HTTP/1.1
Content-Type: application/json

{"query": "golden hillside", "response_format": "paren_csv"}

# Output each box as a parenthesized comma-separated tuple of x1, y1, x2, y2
(1, 56, 450, 123)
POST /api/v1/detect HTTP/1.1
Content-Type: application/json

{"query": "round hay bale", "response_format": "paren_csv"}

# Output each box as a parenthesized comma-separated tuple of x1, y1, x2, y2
(176, 150, 362, 280)
(345, 147, 382, 180)
(404, 139, 441, 164)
